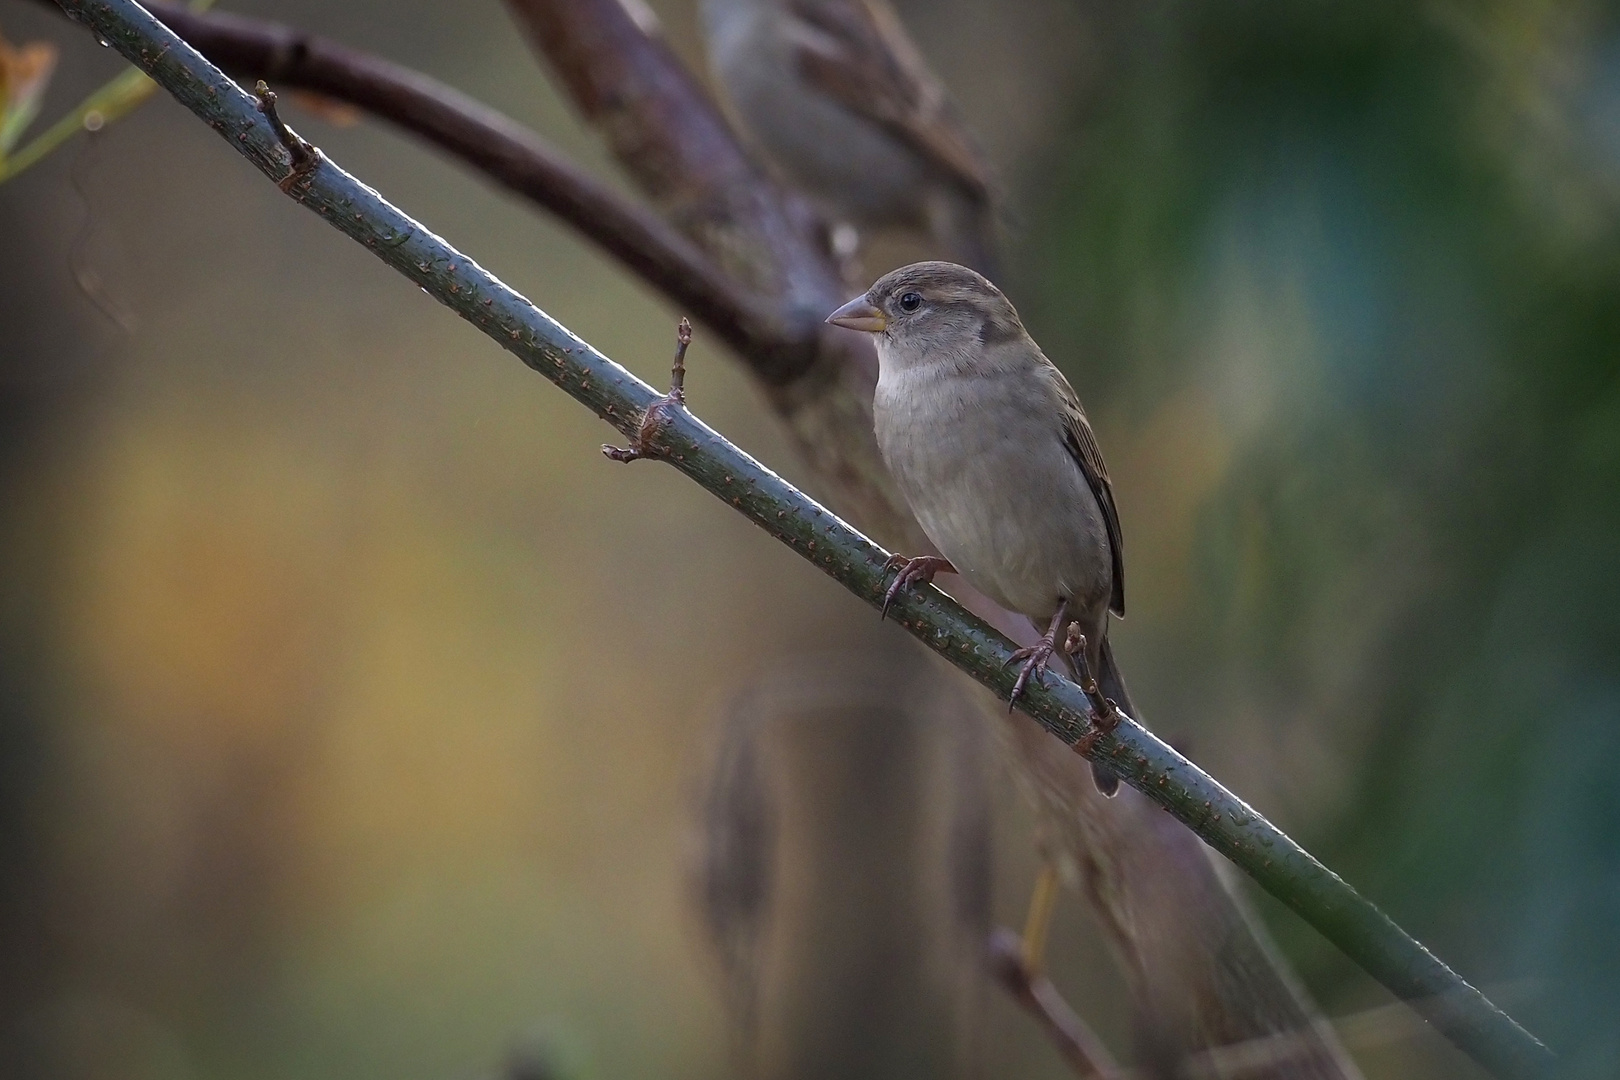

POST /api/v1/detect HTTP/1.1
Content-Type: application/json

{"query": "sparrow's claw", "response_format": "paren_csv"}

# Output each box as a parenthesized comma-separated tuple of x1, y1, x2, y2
(1003, 639, 1057, 711)
(879, 555, 955, 619)
(1004, 602, 1073, 712)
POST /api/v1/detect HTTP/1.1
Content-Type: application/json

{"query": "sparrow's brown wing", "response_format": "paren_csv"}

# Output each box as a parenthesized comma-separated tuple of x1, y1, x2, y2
(1049, 363, 1125, 617)
(787, 0, 992, 204)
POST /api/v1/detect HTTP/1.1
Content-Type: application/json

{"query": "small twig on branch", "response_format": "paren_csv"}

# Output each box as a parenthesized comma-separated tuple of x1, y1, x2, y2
(603, 317, 690, 463)
(252, 79, 318, 191)
(53, 4, 1556, 1078)
(987, 927, 1124, 1080)
(1063, 627, 1119, 749)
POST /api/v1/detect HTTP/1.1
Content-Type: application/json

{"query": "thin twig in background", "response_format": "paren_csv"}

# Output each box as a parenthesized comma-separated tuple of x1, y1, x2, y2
(987, 927, 1125, 1080)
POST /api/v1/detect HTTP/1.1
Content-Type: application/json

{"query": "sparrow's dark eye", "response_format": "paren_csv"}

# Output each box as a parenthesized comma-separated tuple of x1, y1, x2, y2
(898, 292, 923, 312)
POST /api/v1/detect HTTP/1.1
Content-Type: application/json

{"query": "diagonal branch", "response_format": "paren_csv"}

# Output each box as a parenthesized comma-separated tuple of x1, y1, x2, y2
(988, 928, 1126, 1080)
(500, 0, 842, 324)
(54, 4, 1555, 1079)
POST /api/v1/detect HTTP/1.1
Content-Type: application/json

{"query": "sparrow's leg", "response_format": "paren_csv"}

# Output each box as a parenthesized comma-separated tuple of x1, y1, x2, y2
(879, 554, 957, 618)
(1004, 600, 1069, 709)
(1020, 861, 1061, 975)
(603, 319, 691, 463)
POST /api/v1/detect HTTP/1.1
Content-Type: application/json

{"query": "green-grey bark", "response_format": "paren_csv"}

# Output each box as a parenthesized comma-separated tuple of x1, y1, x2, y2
(49, 2, 1555, 1078)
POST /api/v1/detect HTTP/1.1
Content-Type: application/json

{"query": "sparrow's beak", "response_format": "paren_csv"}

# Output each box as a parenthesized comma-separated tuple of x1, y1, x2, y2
(826, 295, 887, 333)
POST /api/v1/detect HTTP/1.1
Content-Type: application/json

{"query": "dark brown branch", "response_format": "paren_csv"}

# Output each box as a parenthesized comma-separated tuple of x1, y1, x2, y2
(499, 0, 913, 543)
(89, 0, 809, 375)
(988, 928, 1126, 1080)
(500, 0, 848, 327)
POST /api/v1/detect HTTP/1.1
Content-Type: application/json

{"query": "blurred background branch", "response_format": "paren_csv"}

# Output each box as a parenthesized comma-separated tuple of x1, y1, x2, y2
(695, 658, 993, 1080)
(986, 926, 1126, 1080)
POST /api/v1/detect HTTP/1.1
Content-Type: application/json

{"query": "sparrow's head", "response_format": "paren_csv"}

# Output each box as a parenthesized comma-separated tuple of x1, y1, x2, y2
(826, 262, 1025, 370)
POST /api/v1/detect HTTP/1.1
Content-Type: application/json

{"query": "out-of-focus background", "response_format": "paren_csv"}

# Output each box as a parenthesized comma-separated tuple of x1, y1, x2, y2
(1, 1, 1618, 1078)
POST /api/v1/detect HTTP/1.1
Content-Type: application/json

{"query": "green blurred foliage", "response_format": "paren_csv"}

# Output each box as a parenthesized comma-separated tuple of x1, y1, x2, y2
(1025, 1, 1620, 1075)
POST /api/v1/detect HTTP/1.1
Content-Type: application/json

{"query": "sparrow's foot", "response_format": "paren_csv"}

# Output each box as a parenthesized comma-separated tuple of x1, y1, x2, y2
(604, 319, 691, 463)
(879, 555, 956, 619)
(1004, 602, 1069, 711)
(1004, 639, 1057, 709)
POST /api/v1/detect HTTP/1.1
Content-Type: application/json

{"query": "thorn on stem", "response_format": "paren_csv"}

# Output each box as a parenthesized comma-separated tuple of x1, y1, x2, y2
(1075, 728, 1102, 757)
(668, 315, 691, 404)
(603, 318, 692, 463)
(254, 80, 320, 192)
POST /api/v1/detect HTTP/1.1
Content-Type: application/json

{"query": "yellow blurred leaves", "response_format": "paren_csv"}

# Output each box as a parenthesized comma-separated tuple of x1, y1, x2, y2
(0, 0, 218, 183)
(66, 415, 353, 745)
(288, 90, 362, 128)
(0, 27, 161, 184)
(0, 24, 58, 161)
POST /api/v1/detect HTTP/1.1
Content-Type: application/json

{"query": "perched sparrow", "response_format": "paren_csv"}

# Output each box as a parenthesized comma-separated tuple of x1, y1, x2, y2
(828, 261, 1131, 794)
(699, 0, 999, 272)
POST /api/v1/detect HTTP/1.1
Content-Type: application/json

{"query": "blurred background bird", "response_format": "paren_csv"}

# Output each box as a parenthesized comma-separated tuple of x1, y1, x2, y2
(699, 0, 1000, 275)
